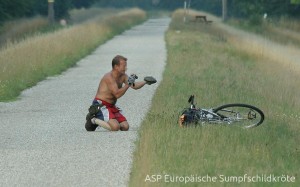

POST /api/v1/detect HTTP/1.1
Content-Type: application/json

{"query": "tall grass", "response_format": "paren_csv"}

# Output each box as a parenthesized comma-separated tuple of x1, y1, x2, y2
(129, 10, 300, 187)
(0, 16, 50, 48)
(69, 7, 120, 24)
(0, 8, 146, 101)
(227, 16, 300, 48)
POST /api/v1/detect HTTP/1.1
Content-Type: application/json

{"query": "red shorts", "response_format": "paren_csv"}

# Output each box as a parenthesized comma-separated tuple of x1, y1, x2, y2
(93, 98, 127, 123)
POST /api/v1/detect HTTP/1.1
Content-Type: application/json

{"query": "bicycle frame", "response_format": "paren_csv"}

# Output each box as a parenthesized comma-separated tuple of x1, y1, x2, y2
(183, 95, 225, 124)
(183, 108, 229, 125)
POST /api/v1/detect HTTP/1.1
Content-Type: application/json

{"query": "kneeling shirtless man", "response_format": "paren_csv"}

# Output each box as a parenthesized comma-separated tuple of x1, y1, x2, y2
(85, 55, 156, 131)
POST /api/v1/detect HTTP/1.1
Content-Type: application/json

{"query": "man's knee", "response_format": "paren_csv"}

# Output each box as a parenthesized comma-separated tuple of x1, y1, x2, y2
(121, 125, 129, 131)
(120, 121, 129, 131)
(111, 125, 120, 131)
(109, 120, 120, 131)
(108, 120, 129, 131)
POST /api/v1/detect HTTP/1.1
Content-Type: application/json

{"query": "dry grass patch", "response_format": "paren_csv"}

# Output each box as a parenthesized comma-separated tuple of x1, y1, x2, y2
(0, 16, 50, 47)
(0, 8, 146, 101)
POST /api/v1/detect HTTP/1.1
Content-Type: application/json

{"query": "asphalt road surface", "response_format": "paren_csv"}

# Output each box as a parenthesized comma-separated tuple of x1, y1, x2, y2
(0, 18, 170, 187)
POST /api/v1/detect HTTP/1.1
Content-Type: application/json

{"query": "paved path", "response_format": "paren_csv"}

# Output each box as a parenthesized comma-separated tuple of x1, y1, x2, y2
(0, 18, 170, 187)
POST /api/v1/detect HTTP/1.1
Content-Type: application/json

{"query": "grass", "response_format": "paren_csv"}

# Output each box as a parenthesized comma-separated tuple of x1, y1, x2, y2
(227, 16, 300, 48)
(69, 7, 121, 24)
(129, 10, 300, 187)
(0, 8, 123, 48)
(0, 8, 146, 101)
(0, 16, 53, 48)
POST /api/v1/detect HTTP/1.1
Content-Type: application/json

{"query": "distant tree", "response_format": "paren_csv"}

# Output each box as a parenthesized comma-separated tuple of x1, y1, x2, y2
(0, 0, 36, 21)
(291, 0, 300, 4)
(1, 0, 299, 24)
(194, 0, 222, 16)
(226, 0, 300, 18)
(72, 0, 97, 8)
(0, 0, 35, 18)
(33, 0, 73, 20)
(32, 0, 48, 17)
(54, 0, 72, 19)
(289, 0, 300, 16)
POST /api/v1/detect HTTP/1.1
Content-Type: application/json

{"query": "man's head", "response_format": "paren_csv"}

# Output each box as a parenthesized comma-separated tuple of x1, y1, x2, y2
(112, 55, 127, 74)
(112, 55, 127, 68)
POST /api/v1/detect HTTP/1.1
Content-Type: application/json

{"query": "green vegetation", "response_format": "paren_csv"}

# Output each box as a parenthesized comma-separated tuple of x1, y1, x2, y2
(227, 16, 300, 47)
(0, 8, 128, 48)
(0, 16, 59, 48)
(1, 0, 299, 25)
(69, 7, 121, 24)
(129, 10, 300, 187)
(0, 8, 146, 101)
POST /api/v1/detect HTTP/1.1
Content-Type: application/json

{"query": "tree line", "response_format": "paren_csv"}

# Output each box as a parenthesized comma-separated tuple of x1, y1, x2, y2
(1, 0, 299, 24)
(0, 0, 97, 24)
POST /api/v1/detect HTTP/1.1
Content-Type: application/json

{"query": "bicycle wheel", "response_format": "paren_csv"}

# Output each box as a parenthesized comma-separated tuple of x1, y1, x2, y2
(213, 104, 264, 128)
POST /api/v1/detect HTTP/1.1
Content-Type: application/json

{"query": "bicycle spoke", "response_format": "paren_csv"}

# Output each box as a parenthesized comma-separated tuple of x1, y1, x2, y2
(214, 104, 264, 128)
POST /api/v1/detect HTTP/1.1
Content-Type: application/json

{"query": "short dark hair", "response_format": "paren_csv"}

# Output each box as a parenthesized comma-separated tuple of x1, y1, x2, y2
(112, 55, 127, 68)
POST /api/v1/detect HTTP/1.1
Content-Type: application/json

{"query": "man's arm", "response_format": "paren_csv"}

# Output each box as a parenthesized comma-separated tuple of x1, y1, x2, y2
(131, 81, 146, 90)
(126, 74, 146, 90)
(127, 75, 157, 90)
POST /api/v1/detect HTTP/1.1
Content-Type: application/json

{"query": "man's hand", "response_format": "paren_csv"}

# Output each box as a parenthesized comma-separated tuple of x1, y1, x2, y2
(144, 76, 157, 85)
(128, 74, 138, 86)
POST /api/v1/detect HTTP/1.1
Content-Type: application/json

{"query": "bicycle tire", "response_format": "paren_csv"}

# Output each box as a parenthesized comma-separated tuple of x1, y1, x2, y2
(213, 103, 265, 128)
